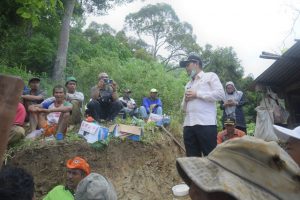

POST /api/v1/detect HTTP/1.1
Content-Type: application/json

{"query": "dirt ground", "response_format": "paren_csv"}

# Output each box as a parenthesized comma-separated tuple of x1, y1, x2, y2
(9, 134, 191, 200)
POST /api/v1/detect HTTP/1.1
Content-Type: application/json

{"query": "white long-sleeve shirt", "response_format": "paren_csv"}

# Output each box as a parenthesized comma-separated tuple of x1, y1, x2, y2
(182, 71, 225, 126)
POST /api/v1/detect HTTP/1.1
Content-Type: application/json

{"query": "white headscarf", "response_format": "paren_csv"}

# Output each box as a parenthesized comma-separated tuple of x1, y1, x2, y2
(224, 81, 243, 117)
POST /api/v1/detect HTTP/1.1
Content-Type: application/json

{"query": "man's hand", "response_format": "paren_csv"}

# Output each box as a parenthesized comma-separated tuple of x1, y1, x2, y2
(128, 103, 135, 109)
(150, 104, 157, 112)
(185, 90, 197, 101)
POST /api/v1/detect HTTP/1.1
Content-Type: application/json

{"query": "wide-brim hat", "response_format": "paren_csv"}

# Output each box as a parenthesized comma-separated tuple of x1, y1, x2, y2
(176, 136, 300, 200)
(179, 54, 202, 68)
(273, 125, 300, 142)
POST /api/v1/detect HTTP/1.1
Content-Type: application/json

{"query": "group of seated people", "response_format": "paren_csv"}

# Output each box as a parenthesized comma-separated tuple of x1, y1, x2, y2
(85, 72, 163, 122)
(8, 72, 164, 144)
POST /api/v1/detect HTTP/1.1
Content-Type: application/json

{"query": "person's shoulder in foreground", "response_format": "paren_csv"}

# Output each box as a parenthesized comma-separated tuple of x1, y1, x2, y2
(0, 166, 35, 200)
(176, 136, 300, 200)
(75, 172, 117, 200)
(43, 185, 74, 200)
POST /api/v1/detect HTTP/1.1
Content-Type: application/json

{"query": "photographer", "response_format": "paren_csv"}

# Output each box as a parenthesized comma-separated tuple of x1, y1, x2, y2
(86, 72, 123, 122)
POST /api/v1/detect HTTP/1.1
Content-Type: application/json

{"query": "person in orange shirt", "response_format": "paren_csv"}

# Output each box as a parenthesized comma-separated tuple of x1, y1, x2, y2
(217, 117, 245, 144)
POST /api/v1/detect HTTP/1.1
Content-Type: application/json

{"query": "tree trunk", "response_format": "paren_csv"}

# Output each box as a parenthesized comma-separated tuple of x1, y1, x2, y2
(52, 0, 76, 81)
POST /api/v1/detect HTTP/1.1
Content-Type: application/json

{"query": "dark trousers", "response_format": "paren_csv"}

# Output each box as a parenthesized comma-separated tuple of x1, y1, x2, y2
(183, 125, 217, 157)
(86, 100, 123, 121)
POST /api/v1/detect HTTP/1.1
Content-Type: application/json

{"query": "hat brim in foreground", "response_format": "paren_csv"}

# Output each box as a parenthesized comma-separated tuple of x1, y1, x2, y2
(176, 157, 277, 200)
(273, 125, 300, 141)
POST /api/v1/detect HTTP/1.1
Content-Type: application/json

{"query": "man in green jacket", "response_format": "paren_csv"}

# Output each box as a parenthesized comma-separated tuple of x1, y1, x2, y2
(43, 156, 91, 200)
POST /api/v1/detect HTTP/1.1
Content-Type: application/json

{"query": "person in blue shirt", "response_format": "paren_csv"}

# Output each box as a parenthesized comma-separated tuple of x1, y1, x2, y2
(139, 88, 163, 120)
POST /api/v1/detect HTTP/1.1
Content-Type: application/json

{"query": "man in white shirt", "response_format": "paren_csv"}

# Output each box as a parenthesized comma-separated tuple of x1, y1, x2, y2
(180, 54, 225, 157)
(65, 77, 84, 124)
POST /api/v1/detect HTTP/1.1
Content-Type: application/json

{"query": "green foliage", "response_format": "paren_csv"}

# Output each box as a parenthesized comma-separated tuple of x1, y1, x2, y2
(125, 3, 179, 57)
(15, 0, 63, 27)
(69, 55, 187, 114)
(239, 74, 257, 123)
(247, 122, 256, 136)
(0, 65, 53, 97)
(125, 3, 200, 64)
(0, 1, 259, 130)
(203, 46, 244, 84)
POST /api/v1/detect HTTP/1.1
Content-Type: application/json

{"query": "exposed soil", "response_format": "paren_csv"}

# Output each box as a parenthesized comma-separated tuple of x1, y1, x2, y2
(9, 134, 190, 200)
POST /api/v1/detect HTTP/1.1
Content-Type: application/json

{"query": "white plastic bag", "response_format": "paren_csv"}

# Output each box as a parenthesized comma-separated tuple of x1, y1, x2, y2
(254, 105, 278, 141)
(25, 129, 44, 140)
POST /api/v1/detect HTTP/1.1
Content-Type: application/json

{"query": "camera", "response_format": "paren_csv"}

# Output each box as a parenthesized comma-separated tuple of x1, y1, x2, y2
(104, 79, 113, 85)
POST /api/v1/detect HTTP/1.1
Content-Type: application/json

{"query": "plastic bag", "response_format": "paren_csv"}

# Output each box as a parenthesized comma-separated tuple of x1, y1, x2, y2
(254, 106, 278, 142)
(25, 129, 44, 140)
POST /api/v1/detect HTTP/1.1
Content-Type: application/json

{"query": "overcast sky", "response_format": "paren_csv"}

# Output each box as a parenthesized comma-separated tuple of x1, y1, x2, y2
(87, 0, 300, 78)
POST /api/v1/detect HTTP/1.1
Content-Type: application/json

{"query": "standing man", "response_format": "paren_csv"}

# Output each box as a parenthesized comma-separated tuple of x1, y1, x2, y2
(43, 156, 91, 200)
(180, 54, 225, 157)
(220, 81, 247, 133)
(139, 88, 163, 121)
(65, 77, 84, 125)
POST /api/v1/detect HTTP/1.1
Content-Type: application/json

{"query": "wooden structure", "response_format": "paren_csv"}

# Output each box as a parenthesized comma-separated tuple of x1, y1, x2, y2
(253, 40, 300, 127)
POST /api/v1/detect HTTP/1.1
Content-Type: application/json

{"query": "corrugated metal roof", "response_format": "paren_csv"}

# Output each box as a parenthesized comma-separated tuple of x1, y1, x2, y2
(254, 41, 300, 88)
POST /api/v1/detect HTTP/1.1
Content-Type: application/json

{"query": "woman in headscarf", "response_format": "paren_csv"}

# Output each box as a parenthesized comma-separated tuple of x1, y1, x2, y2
(220, 81, 247, 133)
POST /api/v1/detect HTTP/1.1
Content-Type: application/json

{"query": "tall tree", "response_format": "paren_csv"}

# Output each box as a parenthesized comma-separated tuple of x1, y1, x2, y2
(164, 21, 201, 66)
(52, 0, 134, 81)
(124, 3, 200, 67)
(52, 0, 76, 82)
(15, 0, 134, 81)
(202, 45, 244, 84)
(125, 3, 179, 58)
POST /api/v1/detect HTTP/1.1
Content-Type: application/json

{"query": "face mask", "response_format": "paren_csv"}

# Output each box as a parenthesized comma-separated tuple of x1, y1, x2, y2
(189, 69, 197, 79)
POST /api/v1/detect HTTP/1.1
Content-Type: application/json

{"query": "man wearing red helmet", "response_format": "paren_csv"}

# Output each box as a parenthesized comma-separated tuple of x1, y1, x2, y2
(43, 156, 90, 200)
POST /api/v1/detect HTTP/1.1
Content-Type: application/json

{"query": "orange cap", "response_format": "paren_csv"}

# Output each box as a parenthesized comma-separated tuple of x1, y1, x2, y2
(66, 157, 91, 175)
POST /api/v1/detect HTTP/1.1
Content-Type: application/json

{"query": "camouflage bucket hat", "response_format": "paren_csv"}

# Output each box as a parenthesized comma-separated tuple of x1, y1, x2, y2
(176, 136, 300, 200)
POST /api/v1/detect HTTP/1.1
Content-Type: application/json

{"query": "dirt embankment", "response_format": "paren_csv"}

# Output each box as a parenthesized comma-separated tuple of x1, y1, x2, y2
(9, 135, 189, 200)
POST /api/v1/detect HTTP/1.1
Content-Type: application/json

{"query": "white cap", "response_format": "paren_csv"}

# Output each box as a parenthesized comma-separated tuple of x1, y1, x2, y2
(150, 88, 158, 93)
(273, 125, 300, 142)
